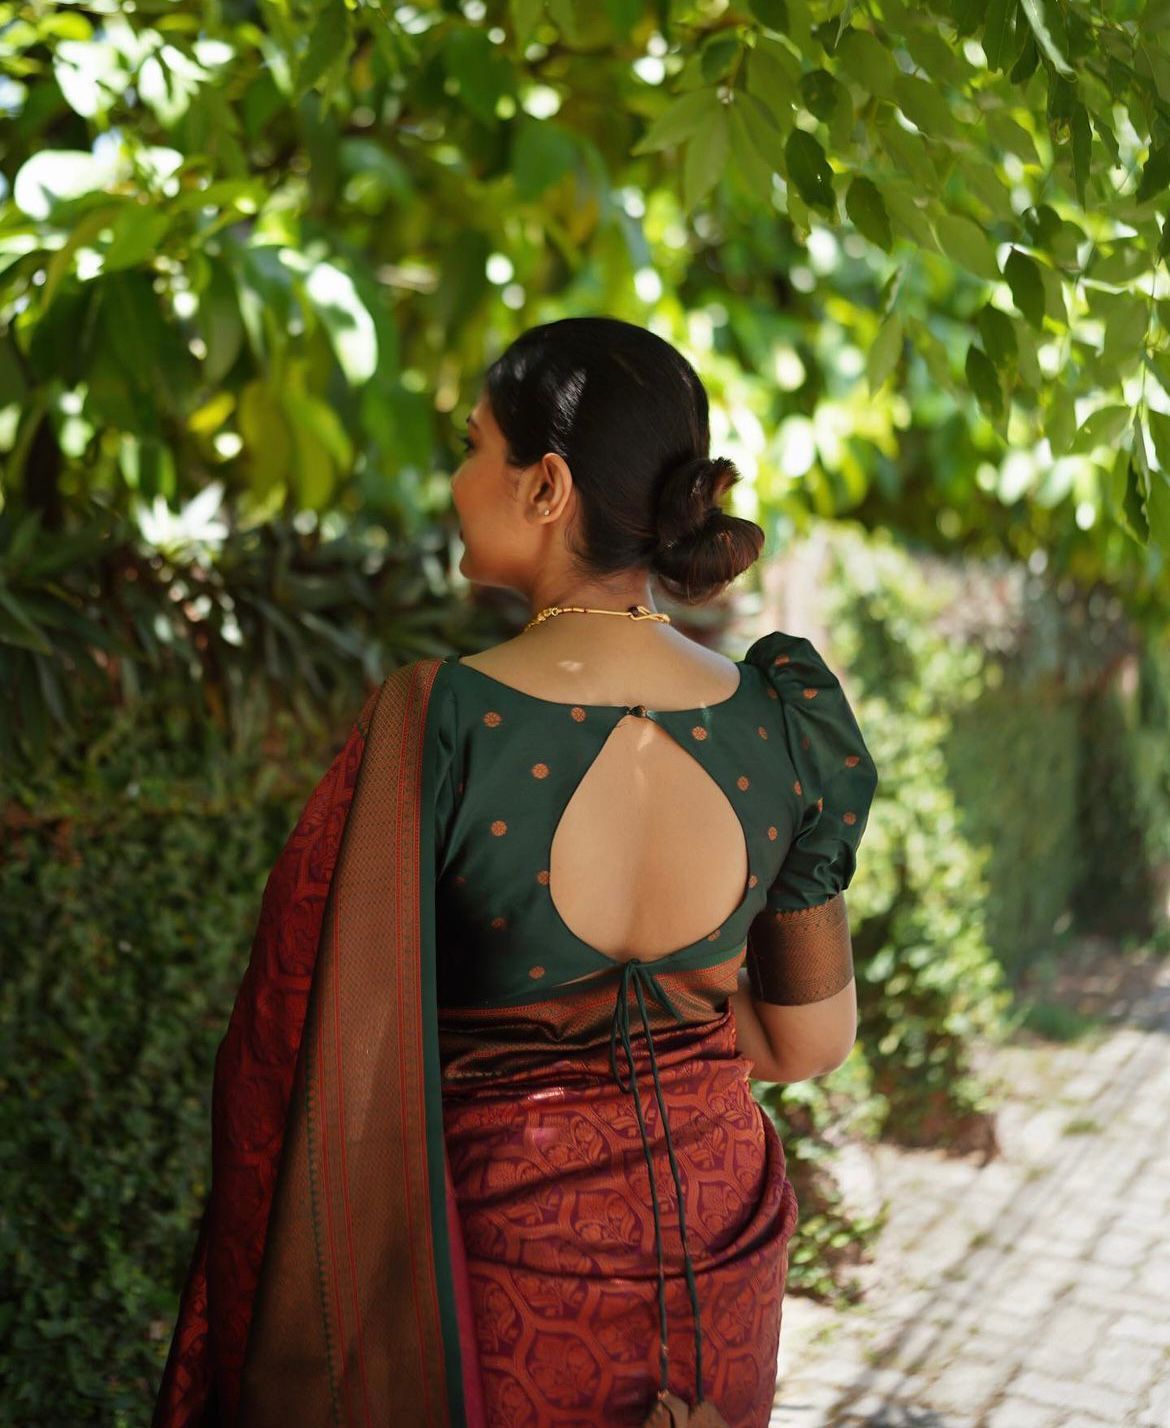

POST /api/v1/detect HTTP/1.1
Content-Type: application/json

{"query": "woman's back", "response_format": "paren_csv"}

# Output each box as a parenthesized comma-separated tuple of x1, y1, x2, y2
(433, 627, 878, 1427)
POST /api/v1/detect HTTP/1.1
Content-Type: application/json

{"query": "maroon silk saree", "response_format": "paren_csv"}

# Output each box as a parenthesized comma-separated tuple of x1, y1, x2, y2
(152, 659, 487, 1427)
(153, 655, 799, 1426)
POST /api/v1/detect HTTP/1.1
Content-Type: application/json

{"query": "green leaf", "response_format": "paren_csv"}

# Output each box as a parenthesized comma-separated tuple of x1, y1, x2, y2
(442, 27, 512, 127)
(785, 128, 835, 214)
(1019, 0, 1076, 78)
(103, 205, 172, 273)
(1122, 458, 1149, 543)
(834, 28, 899, 99)
(1101, 296, 1148, 373)
(683, 104, 730, 210)
(285, 396, 337, 510)
(1072, 405, 1132, 454)
(699, 32, 741, 84)
(238, 381, 293, 495)
(933, 212, 1000, 282)
(1004, 248, 1045, 331)
(1147, 468, 1170, 552)
(966, 345, 1002, 418)
(197, 259, 244, 389)
(296, 0, 352, 101)
(892, 74, 959, 143)
(748, 0, 789, 30)
(1070, 102, 1091, 207)
(727, 99, 776, 195)
(0, 588, 52, 654)
(512, 118, 578, 201)
(867, 311, 902, 393)
(1045, 396, 1075, 457)
(800, 68, 846, 124)
(1136, 143, 1170, 206)
(735, 89, 788, 161)
(509, 0, 545, 46)
(976, 304, 1018, 370)
(982, 0, 1020, 72)
(304, 261, 377, 385)
(632, 88, 721, 156)
(745, 37, 801, 127)
(845, 176, 891, 251)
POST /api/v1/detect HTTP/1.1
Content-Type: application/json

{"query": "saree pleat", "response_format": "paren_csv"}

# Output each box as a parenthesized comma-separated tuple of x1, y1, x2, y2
(438, 961, 799, 1427)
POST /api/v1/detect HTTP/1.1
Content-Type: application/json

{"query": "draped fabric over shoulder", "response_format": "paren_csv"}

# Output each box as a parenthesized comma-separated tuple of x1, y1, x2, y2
(152, 660, 487, 1428)
(153, 631, 879, 1428)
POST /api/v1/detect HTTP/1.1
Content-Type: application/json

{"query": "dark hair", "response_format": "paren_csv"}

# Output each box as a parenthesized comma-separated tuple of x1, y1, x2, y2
(482, 316, 765, 605)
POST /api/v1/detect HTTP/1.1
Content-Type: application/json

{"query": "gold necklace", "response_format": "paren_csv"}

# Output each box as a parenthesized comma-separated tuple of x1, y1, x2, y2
(522, 602, 672, 633)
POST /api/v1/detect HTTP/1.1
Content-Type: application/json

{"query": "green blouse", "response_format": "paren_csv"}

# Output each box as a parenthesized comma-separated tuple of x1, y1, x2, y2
(432, 629, 879, 1012)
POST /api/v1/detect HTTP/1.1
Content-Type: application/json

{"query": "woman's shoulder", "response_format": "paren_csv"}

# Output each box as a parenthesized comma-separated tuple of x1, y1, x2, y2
(743, 627, 877, 776)
(741, 628, 842, 696)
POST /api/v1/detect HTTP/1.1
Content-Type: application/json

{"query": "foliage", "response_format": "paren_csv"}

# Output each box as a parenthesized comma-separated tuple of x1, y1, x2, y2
(771, 527, 1015, 1146)
(0, 496, 470, 768)
(3, 0, 1170, 635)
(0, 688, 344, 1426)
(1073, 652, 1168, 937)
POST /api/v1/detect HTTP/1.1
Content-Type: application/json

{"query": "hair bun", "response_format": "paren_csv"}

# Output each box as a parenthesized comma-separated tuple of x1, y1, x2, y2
(653, 454, 735, 549)
(651, 453, 764, 603)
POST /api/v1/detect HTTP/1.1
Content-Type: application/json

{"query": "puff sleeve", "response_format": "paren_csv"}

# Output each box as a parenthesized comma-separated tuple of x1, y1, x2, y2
(742, 630, 879, 1004)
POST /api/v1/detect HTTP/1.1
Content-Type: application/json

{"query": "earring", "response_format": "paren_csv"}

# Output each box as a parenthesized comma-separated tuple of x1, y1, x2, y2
(542, 508, 550, 515)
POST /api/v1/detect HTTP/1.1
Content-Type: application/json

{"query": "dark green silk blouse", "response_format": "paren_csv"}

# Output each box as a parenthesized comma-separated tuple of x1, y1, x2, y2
(431, 629, 879, 1013)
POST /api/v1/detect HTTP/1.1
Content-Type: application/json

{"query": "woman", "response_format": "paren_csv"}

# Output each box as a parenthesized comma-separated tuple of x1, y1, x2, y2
(153, 317, 879, 1428)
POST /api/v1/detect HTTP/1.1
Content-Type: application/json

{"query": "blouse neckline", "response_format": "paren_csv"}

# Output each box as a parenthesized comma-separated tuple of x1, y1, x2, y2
(442, 652, 750, 715)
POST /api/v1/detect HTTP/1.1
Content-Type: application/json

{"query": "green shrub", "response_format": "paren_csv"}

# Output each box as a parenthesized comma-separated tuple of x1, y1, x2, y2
(0, 691, 346, 1426)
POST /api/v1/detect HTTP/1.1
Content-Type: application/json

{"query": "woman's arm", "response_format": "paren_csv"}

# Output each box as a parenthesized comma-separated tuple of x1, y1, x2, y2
(730, 968, 858, 1084)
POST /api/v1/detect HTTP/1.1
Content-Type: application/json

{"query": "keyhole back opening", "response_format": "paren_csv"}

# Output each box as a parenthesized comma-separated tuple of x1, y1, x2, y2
(547, 714, 750, 967)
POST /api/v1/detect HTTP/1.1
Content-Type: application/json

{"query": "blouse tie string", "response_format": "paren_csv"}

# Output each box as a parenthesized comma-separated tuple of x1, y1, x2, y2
(607, 957, 706, 1409)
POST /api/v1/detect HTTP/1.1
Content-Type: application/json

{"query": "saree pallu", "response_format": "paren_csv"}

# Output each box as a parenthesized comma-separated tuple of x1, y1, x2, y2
(152, 657, 798, 1428)
(153, 660, 487, 1427)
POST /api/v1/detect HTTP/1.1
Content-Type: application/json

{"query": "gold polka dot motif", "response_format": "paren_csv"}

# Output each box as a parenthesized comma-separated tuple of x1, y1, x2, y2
(802, 688, 818, 700)
(690, 725, 708, 741)
(483, 710, 503, 727)
(843, 811, 857, 825)
(528, 965, 546, 979)
(772, 655, 790, 667)
(490, 819, 508, 836)
(793, 780, 802, 796)
(844, 754, 860, 767)
(570, 706, 586, 722)
(536, 869, 550, 885)
(490, 916, 507, 930)
(531, 762, 550, 779)
(766, 686, 778, 700)
(756, 725, 768, 739)
(767, 826, 778, 841)
(736, 775, 750, 790)
(748, 874, 758, 888)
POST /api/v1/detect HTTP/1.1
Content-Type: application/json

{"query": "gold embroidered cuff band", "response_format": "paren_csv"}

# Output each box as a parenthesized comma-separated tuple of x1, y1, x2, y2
(744, 891, 854, 1005)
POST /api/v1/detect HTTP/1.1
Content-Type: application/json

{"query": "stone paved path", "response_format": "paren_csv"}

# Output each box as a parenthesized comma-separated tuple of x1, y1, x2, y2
(769, 949, 1170, 1428)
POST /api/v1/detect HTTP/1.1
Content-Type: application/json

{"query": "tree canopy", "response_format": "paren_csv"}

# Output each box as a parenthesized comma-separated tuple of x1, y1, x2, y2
(1, 0, 1169, 750)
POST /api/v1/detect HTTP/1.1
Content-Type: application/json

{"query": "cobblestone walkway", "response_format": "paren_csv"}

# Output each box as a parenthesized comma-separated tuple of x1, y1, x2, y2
(770, 950, 1170, 1428)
